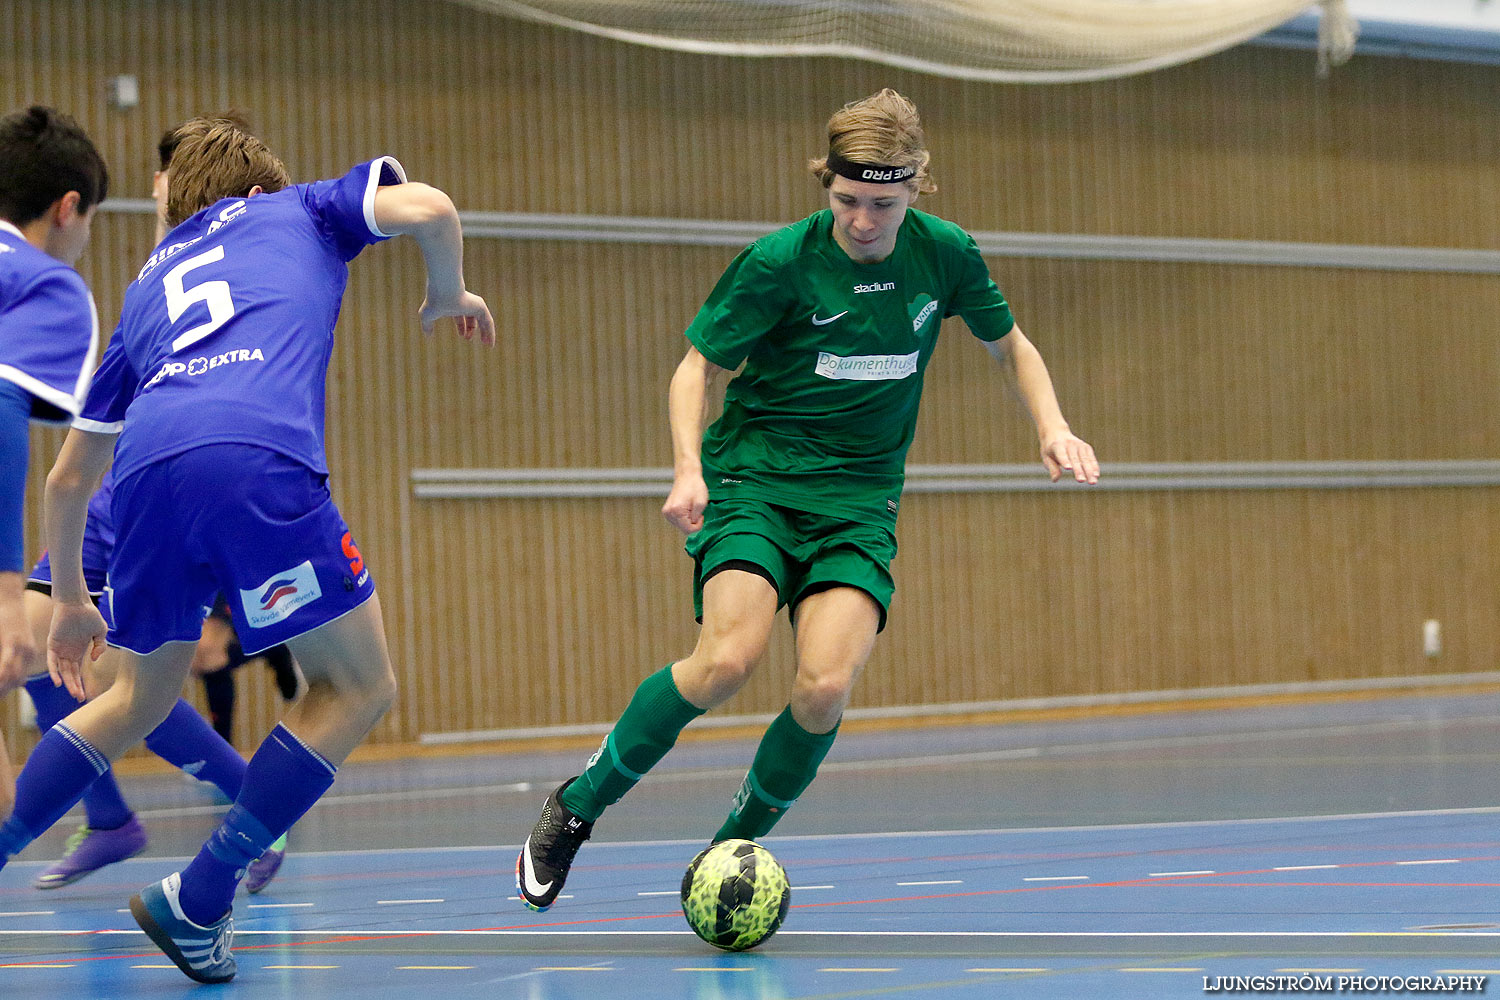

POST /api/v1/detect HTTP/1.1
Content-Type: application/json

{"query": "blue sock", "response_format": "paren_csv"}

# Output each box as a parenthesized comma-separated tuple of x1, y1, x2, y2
(143, 700, 246, 800)
(177, 724, 336, 925)
(0, 724, 110, 863)
(24, 675, 134, 831)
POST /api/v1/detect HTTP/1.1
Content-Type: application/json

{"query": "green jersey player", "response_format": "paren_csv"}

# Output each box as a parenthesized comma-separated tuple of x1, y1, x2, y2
(517, 89, 1098, 911)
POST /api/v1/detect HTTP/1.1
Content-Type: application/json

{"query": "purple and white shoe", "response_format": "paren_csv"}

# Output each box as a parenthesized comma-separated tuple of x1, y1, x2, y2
(35, 816, 148, 889)
(244, 835, 287, 894)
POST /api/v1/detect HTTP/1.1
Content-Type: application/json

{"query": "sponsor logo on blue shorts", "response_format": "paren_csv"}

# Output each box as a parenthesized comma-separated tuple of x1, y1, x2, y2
(240, 560, 322, 629)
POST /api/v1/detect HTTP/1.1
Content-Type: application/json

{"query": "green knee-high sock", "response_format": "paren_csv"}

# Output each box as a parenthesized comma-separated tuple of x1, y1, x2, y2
(561, 665, 704, 822)
(715, 706, 839, 843)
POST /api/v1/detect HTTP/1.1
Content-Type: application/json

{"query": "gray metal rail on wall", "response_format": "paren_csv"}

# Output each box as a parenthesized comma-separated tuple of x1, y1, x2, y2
(97, 201, 1500, 498)
(411, 462, 1500, 499)
(100, 200, 1500, 275)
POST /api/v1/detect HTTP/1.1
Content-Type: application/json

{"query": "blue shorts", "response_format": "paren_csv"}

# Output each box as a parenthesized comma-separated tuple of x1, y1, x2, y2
(28, 523, 112, 597)
(107, 443, 375, 656)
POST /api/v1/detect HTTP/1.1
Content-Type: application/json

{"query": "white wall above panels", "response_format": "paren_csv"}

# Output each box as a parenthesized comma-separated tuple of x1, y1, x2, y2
(1260, 1, 1500, 65)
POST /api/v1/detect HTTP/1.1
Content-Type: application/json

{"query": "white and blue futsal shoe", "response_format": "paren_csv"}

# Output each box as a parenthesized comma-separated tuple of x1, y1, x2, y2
(129, 872, 236, 983)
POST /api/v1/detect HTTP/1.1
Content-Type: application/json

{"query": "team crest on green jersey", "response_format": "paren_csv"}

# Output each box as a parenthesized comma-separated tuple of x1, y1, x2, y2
(909, 294, 939, 336)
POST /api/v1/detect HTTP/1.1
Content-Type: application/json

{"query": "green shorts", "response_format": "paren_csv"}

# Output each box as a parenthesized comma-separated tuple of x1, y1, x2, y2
(685, 498, 897, 631)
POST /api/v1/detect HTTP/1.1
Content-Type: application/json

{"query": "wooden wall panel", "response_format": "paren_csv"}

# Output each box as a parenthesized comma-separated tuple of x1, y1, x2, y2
(3, 0, 1499, 247)
(3, 0, 1499, 756)
(400, 485, 1500, 737)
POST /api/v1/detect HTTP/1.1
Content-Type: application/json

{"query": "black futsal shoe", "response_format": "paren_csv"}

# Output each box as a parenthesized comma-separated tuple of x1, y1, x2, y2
(516, 778, 594, 911)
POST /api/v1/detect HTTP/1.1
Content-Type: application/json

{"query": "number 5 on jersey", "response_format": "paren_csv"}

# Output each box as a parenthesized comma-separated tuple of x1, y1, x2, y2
(164, 246, 235, 351)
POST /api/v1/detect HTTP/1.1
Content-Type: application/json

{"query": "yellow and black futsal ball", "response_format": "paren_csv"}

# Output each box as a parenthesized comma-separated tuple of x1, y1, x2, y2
(680, 839, 791, 951)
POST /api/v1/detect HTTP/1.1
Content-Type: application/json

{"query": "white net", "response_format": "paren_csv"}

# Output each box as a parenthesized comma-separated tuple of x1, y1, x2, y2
(445, 0, 1357, 82)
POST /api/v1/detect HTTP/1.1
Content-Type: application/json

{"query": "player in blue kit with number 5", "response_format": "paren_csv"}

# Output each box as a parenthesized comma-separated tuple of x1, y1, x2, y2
(0, 121, 494, 984)
(0, 106, 107, 811)
(8, 116, 287, 893)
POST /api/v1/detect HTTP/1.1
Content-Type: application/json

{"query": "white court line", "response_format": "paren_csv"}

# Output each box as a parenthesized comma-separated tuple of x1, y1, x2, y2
(1149, 870, 1215, 877)
(75, 803, 1500, 856)
(1023, 876, 1089, 882)
(376, 899, 445, 905)
(247, 903, 315, 909)
(1397, 859, 1461, 866)
(0, 911, 54, 917)
(11, 928, 1500, 938)
(792, 885, 835, 891)
(399, 966, 476, 970)
(1275, 865, 1341, 871)
(898, 880, 963, 886)
(0, 963, 74, 968)
(637, 891, 680, 897)
(108, 716, 1500, 827)
(265, 965, 339, 970)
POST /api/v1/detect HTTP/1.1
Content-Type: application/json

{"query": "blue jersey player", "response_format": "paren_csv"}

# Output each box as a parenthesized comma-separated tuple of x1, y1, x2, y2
(0, 121, 494, 984)
(0, 106, 107, 812)
(22, 469, 286, 892)
(6, 116, 285, 893)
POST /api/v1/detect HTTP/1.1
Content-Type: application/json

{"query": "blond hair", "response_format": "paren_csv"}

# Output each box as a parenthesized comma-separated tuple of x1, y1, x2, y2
(808, 89, 935, 195)
(164, 123, 290, 227)
(158, 111, 251, 171)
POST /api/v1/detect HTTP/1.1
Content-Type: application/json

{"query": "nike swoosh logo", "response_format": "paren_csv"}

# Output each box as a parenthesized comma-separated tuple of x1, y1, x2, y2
(811, 311, 848, 326)
(520, 840, 553, 897)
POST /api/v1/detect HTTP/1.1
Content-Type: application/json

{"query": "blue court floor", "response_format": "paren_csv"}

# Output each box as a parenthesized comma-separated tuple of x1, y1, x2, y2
(3, 688, 1500, 998)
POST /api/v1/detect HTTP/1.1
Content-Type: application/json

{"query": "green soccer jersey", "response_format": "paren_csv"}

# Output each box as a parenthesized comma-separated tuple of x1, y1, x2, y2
(684, 207, 1015, 526)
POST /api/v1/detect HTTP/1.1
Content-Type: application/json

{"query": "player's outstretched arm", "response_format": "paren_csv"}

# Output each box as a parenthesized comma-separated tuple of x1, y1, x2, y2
(372, 182, 494, 345)
(662, 346, 726, 535)
(983, 327, 1099, 485)
(42, 428, 113, 699)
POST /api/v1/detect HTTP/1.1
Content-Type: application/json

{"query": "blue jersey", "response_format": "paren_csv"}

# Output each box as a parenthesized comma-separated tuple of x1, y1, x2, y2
(0, 220, 98, 421)
(75, 158, 405, 481)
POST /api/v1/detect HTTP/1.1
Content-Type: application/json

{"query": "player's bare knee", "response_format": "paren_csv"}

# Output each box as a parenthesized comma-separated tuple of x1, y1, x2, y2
(341, 668, 396, 720)
(366, 670, 397, 717)
(109, 685, 176, 740)
(703, 645, 763, 697)
(793, 672, 854, 728)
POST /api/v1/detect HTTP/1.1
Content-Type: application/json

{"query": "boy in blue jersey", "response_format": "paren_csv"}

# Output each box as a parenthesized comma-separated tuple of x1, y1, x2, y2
(3, 115, 283, 893)
(0, 121, 493, 984)
(20, 469, 286, 893)
(151, 114, 303, 738)
(0, 106, 107, 812)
